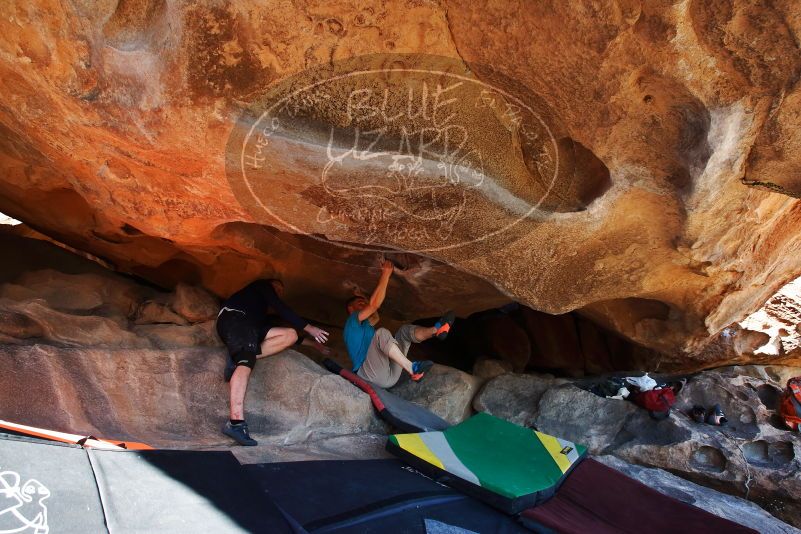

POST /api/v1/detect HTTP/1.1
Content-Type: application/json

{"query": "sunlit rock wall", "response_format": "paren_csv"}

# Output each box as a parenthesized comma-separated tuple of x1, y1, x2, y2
(1, 0, 800, 366)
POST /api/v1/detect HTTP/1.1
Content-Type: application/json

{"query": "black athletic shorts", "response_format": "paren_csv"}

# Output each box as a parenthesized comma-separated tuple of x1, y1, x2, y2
(216, 310, 276, 369)
(216, 311, 305, 368)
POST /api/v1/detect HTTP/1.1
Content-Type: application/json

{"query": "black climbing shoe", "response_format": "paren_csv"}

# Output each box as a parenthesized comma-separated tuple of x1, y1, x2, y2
(222, 421, 257, 446)
(706, 404, 728, 426)
(223, 359, 236, 383)
(434, 311, 455, 340)
(690, 405, 706, 423)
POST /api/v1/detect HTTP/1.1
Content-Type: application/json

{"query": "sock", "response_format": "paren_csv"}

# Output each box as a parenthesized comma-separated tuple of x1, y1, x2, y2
(230, 419, 245, 426)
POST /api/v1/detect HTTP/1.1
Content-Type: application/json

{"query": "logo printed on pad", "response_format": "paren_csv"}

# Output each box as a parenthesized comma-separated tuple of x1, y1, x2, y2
(559, 446, 574, 455)
(0, 467, 50, 534)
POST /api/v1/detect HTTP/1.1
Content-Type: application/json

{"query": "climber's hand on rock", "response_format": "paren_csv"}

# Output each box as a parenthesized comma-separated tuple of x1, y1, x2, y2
(305, 324, 329, 344)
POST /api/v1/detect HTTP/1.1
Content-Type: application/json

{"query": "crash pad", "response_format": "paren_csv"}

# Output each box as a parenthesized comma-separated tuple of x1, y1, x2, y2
(0, 435, 107, 534)
(89, 448, 293, 534)
(323, 358, 450, 432)
(245, 458, 527, 533)
(0, 434, 294, 534)
(387, 412, 587, 514)
(519, 458, 757, 534)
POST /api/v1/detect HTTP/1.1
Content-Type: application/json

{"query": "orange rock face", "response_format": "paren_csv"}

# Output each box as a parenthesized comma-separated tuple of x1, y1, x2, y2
(1, 1, 800, 365)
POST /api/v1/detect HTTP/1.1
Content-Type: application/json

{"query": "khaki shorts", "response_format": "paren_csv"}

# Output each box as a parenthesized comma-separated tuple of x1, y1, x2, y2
(357, 324, 417, 389)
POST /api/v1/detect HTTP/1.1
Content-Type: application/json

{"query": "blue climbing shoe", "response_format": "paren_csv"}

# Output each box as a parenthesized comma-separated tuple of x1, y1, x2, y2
(434, 311, 455, 340)
(411, 360, 434, 381)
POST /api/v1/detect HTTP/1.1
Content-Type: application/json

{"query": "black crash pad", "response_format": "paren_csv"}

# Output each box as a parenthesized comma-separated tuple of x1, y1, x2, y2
(245, 458, 527, 533)
(323, 359, 450, 432)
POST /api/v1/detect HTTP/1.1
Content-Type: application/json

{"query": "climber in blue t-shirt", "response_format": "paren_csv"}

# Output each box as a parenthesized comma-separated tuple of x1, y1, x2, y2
(343, 260, 455, 389)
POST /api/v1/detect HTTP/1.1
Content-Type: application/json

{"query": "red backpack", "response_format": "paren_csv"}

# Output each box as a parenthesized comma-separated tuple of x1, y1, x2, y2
(780, 377, 801, 431)
(632, 387, 676, 420)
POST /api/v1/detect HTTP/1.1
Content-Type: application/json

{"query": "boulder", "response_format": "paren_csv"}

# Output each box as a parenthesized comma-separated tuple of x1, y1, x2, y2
(132, 321, 222, 349)
(535, 385, 639, 453)
(0, 269, 150, 318)
(390, 364, 482, 424)
(170, 283, 219, 323)
(0, 281, 101, 312)
(474, 365, 801, 528)
(0, 298, 152, 348)
(472, 372, 559, 428)
(251, 352, 387, 444)
(0, 345, 385, 448)
(134, 300, 189, 325)
(0, 333, 24, 345)
(471, 358, 512, 381)
(611, 367, 801, 527)
(0, 307, 44, 339)
(0, 344, 228, 446)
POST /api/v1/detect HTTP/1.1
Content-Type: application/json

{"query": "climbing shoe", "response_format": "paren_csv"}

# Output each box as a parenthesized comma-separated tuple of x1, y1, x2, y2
(222, 421, 258, 446)
(410, 360, 434, 382)
(223, 359, 236, 383)
(412, 360, 433, 374)
(706, 404, 728, 426)
(690, 405, 706, 423)
(434, 311, 456, 340)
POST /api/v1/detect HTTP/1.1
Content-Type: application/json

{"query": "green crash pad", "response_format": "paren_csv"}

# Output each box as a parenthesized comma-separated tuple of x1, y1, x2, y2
(387, 412, 587, 514)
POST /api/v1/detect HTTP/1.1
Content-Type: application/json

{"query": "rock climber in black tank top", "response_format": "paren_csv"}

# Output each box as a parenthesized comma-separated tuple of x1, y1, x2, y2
(216, 279, 329, 446)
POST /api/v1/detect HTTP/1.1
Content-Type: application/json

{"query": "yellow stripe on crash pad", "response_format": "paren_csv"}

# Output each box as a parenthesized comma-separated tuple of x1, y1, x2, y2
(535, 431, 572, 473)
(394, 433, 445, 470)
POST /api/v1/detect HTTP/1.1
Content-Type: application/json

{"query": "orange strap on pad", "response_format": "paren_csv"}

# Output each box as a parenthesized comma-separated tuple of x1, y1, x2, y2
(0, 420, 153, 450)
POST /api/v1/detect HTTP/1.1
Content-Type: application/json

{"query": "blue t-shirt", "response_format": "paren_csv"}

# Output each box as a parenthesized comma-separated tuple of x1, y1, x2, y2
(344, 311, 375, 371)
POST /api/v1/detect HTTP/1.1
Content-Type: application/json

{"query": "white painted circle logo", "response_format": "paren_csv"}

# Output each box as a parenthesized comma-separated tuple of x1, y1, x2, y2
(227, 55, 560, 254)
